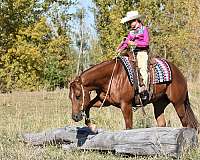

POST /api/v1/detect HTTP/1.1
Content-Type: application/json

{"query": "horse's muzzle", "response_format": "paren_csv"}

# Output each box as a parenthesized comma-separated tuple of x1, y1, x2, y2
(72, 112, 84, 122)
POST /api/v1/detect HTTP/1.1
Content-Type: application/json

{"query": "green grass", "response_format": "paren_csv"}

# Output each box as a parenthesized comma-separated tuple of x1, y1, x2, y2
(0, 83, 200, 160)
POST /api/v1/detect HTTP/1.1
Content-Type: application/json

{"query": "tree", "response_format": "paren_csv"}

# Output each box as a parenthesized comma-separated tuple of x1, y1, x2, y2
(92, 0, 135, 59)
(92, 0, 200, 78)
(72, 8, 91, 75)
(0, 0, 75, 91)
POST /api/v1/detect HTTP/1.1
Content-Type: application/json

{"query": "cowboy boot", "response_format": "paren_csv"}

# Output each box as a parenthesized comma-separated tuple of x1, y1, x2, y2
(138, 75, 149, 105)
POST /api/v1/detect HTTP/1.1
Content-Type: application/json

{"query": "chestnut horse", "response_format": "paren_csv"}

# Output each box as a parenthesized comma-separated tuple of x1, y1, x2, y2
(69, 57, 199, 131)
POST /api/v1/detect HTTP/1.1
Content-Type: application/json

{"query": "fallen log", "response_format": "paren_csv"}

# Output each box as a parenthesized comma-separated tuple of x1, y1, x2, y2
(21, 126, 198, 158)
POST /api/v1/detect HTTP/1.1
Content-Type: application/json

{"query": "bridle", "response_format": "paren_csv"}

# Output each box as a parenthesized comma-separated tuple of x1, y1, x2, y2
(74, 57, 118, 118)
(70, 79, 86, 114)
(80, 84, 85, 111)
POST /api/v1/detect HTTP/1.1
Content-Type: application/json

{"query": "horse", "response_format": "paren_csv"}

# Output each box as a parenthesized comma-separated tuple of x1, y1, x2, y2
(69, 56, 199, 132)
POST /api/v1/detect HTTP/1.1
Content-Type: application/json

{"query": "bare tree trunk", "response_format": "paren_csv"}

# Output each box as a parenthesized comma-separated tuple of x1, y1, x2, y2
(76, 9, 84, 75)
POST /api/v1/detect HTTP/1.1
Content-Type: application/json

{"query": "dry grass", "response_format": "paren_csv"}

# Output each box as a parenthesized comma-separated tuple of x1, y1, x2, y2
(0, 82, 200, 160)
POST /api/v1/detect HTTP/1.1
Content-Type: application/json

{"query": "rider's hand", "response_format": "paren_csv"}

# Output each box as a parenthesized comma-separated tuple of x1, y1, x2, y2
(128, 41, 136, 46)
(116, 49, 121, 53)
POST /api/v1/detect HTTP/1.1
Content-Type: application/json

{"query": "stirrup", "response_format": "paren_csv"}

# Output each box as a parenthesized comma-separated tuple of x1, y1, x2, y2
(140, 90, 149, 106)
(134, 94, 144, 107)
(132, 95, 144, 112)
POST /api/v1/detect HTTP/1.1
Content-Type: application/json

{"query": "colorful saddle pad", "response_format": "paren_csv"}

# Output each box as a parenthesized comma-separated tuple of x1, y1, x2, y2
(118, 56, 172, 85)
(152, 58, 172, 84)
(118, 56, 137, 86)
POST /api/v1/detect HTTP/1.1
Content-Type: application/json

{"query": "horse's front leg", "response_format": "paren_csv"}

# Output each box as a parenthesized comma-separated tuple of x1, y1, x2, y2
(121, 102, 133, 129)
(84, 96, 101, 128)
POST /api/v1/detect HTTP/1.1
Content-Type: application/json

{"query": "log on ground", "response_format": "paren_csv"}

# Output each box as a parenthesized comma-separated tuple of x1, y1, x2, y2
(21, 126, 198, 158)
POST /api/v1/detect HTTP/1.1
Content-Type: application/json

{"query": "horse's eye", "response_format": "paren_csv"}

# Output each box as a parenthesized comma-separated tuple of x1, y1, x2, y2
(76, 95, 81, 100)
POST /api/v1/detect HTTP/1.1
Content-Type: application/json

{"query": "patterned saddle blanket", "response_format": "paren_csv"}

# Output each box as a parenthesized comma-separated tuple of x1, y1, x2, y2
(152, 58, 172, 84)
(118, 56, 172, 85)
(118, 56, 137, 86)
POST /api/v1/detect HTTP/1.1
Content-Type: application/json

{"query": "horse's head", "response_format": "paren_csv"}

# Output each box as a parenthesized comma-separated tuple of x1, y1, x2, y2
(69, 76, 89, 122)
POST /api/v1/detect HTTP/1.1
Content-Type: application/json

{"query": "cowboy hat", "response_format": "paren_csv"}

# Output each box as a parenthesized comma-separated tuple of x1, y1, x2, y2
(120, 11, 144, 24)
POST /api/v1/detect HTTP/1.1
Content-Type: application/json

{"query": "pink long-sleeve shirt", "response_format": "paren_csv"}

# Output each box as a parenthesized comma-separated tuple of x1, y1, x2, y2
(118, 26, 149, 51)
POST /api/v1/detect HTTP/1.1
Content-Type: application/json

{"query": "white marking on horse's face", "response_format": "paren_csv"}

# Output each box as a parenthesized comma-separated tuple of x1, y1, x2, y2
(71, 91, 74, 99)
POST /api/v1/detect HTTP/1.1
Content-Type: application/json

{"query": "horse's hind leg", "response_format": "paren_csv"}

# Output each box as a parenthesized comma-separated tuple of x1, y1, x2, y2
(166, 86, 189, 127)
(173, 102, 187, 127)
(153, 96, 170, 127)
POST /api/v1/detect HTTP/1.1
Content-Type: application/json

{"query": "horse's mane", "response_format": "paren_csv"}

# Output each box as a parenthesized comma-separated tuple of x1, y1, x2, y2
(80, 59, 114, 76)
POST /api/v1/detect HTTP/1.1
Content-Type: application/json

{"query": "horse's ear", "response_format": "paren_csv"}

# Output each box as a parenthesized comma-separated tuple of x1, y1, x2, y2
(75, 76, 82, 84)
(69, 76, 79, 88)
(69, 80, 74, 88)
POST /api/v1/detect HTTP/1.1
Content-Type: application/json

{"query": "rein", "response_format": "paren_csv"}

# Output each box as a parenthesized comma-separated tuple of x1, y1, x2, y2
(99, 57, 118, 109)
(79, 57, 118, 112)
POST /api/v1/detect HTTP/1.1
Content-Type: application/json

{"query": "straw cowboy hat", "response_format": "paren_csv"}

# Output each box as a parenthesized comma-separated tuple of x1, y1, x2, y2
(120, 11, 144, 24)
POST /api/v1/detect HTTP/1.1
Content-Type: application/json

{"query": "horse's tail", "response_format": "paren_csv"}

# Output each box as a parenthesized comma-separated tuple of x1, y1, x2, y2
(184, 92, 200, 133)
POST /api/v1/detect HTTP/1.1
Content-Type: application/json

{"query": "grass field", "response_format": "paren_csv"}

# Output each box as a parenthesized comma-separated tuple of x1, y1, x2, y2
(0, 82, 200, 160)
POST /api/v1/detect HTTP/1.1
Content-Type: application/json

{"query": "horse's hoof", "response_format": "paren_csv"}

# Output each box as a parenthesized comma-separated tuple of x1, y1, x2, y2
(88, 124, 98, 133)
